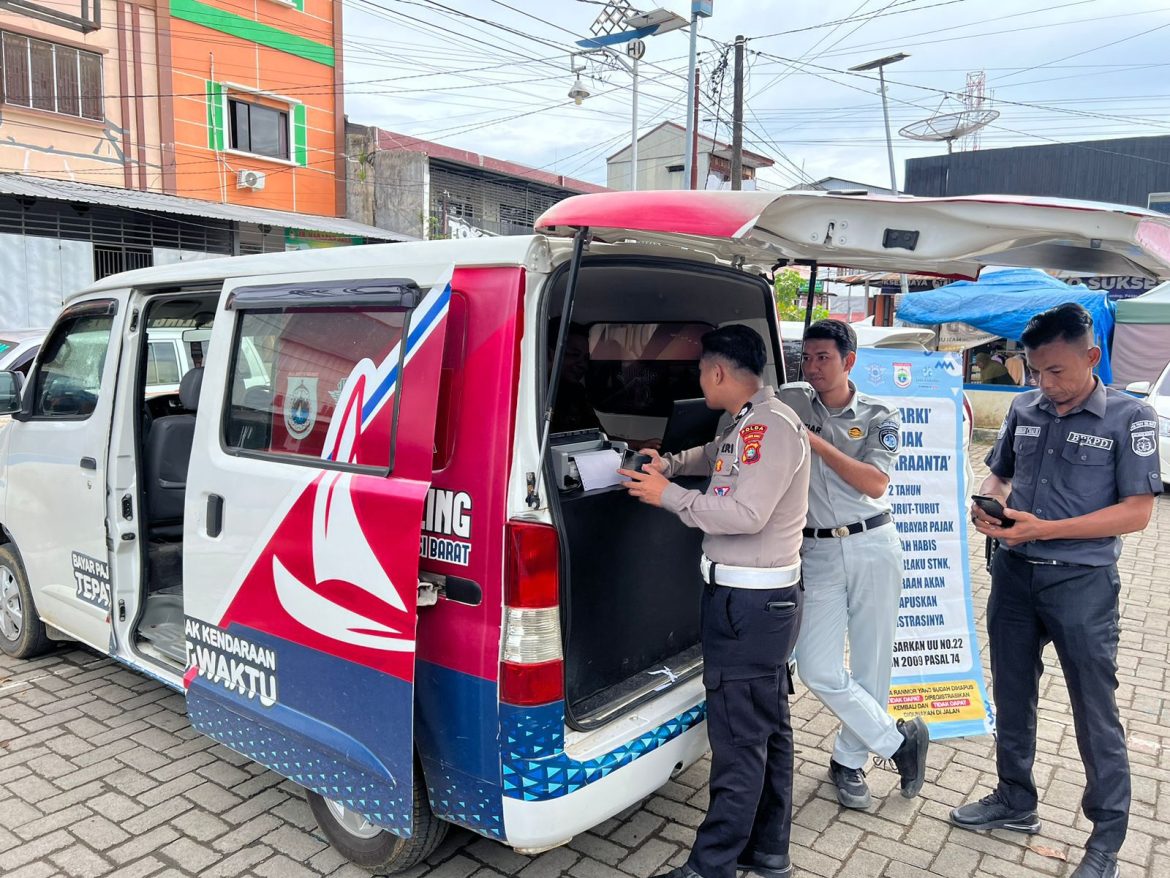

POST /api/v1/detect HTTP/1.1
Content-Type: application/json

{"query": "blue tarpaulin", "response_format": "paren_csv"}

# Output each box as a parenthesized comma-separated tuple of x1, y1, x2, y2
(895, 268, 1116, 384)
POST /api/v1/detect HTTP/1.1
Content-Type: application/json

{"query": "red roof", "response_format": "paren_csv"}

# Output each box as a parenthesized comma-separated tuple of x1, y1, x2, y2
(374, 129, 608, 195)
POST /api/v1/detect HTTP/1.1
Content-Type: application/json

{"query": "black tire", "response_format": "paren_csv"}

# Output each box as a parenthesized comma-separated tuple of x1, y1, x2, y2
(0, 543, 52, 659)
(307, 760, 448, 873)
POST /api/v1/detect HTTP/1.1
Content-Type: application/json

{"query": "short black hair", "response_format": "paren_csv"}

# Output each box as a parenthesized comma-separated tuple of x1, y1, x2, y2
(804, 319, 857, 358)
(701, 325, 766, 377)
(1020, 302, 1093, 350)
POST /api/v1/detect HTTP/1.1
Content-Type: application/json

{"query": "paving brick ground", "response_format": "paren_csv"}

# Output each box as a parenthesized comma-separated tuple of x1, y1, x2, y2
(1, 444, 1168, 877)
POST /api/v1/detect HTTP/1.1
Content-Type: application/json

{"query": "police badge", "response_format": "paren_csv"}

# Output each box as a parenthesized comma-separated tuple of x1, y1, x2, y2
(1132, 430, 1156, 457)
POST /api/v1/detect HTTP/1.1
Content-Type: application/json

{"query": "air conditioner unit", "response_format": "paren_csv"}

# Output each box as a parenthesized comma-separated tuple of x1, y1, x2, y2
(237, 169, 266, 191)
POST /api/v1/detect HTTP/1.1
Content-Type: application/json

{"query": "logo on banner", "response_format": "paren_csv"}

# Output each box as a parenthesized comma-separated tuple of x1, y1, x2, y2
(938, 357, 963, 377)
(894, 363, 913, 389)
(866, 364, 886, 387)
(285, 377, 318, 440)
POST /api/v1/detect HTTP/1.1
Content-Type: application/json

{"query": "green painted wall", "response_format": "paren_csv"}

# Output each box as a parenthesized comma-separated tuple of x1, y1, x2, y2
(173, 0, 334, 67)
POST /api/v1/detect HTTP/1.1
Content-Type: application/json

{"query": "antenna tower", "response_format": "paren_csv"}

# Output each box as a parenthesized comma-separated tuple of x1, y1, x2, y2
(962, 70, 987, 151)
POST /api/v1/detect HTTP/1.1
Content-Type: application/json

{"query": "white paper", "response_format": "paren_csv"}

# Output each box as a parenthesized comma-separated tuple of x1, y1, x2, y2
(574, 449, 624, 492)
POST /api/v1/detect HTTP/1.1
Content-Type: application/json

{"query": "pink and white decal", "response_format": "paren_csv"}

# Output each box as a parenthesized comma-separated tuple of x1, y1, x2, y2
(190, 271, 452, 685)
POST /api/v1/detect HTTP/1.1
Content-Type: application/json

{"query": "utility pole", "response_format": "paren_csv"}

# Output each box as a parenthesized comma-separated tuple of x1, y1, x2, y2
(730, 34, 744, 191)
(690, 64, 700, 190)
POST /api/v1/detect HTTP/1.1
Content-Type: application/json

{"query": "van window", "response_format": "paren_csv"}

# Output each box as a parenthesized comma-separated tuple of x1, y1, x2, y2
(28, 301, 116, 419)
(145, 341, 181, 385)
(584, 322, 710, 416)
(223, 307, 408, 472)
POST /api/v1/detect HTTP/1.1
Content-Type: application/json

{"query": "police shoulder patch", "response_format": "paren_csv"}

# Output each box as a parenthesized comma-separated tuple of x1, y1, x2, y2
(877, 419, 900, 452)
(1132, 430, 1157, 457)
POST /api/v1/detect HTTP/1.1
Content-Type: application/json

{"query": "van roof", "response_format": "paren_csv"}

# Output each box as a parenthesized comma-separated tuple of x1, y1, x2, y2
(537, 190, 1170, 280)
(75, 235, 552, 300)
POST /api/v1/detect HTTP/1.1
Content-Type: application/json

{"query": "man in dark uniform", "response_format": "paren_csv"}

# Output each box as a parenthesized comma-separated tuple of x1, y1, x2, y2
(952, 303, 1161, 878)
(622, 325, 810, 878)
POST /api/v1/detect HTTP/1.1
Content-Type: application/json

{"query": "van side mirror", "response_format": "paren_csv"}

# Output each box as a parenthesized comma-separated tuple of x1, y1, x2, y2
(0, 370, 23, 414)
(1125, 380, 1152, 397)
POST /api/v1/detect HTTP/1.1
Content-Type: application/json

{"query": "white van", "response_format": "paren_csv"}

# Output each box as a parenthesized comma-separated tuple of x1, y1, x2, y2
(0, 191, 1166, 872)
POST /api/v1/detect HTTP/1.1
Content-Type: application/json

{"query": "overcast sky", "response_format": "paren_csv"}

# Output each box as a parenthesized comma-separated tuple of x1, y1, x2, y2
(341, 0, 1170, 191)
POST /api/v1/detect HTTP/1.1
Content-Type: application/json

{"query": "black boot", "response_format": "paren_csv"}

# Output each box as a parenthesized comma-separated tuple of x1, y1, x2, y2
(652, 865, 706, 878)
(736, 849, 792, 877)
(890, 716, 930, 798)
(1071, 849, 1120, 878)
(950, 789, 1041, 834)
(829, 759, 871, 809)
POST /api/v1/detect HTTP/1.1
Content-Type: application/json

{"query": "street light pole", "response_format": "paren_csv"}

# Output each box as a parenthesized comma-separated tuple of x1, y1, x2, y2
(631, 55, 639, 189)
(850, 52, 909, 300)
(682, 2, 713, 190)
(878, 65, 897, 198)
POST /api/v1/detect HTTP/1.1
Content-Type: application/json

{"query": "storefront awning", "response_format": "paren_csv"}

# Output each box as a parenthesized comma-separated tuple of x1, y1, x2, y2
(0, 173, 413, 242)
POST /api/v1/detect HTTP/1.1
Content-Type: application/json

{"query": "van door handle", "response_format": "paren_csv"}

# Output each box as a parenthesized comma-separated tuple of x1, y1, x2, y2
(80, 457, 97, 470)
(207, 494, 224, 538)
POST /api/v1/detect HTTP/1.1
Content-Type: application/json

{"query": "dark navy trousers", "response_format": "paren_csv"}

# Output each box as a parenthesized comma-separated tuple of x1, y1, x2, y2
(688, 582, 802, 878)
(989, 549, 1129, 853)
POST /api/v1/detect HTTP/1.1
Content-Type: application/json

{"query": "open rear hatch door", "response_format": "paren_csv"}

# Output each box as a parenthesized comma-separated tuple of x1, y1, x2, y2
(536, 191, 1170, 281)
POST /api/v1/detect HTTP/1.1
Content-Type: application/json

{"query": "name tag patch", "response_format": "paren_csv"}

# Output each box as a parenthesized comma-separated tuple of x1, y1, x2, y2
(1015, 426, 1041, 437)
(1066, 432, 1114, 451)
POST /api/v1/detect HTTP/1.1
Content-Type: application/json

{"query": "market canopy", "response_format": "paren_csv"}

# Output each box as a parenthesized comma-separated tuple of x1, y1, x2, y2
(895, 268, 1116, 384)
(1111, 281, 1170, 386)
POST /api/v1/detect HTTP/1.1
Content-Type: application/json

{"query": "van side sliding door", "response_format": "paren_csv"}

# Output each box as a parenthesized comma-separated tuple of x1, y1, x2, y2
(182, 271, 451, 838)
(3, 296, 126, 651)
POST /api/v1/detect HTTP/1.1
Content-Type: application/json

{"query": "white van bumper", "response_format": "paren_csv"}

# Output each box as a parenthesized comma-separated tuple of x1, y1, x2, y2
(501, 719, 709, 851)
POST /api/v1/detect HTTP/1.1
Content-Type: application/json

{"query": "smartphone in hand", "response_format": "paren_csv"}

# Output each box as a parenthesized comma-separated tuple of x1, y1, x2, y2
(971, 494, 1014, 528)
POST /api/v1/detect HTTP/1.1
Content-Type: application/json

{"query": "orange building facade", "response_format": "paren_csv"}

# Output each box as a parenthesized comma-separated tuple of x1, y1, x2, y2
(0, 0, 345, 217)
(167, 0, 346, 216)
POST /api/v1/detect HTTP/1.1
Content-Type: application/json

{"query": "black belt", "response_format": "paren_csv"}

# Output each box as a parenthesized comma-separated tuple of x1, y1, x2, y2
(803, 512, 892, 539)
(1002, 547, 1087, 568)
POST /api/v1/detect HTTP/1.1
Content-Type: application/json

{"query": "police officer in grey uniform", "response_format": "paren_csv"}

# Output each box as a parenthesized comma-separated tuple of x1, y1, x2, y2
(778, 320, 930, 810)
(952, 304, 1161, 878)
(622, 325, 810, 878)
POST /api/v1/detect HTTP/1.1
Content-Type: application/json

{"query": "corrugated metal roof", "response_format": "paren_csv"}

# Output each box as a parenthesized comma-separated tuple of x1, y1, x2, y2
(0, 173, 414, 242)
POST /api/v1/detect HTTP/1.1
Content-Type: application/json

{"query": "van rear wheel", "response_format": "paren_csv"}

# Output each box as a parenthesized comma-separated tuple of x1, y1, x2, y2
(0, 545, 51, 659)
(306, 762, 448, 873)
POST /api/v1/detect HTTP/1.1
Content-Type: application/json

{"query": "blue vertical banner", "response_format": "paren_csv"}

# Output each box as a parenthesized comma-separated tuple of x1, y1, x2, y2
(854, 348, 994, 739)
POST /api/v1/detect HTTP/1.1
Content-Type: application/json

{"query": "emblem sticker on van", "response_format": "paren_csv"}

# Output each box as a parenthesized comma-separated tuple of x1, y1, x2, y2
(420, 488, 473, 566)
(284, 376, 318, 440)
(71, 551, 111, 611)
(185, 618, 278, 707)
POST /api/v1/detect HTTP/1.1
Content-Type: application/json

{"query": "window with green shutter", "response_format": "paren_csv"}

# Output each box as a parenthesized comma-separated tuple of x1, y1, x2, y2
(293, 104, 307, 166)
(206, 83, 306, 166)
(205, 81, 225, 150)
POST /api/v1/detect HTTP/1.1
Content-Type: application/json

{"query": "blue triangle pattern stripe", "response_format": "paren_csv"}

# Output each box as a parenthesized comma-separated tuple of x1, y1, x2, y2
(187, 695, 413, 834)
(499, 703, 706, 802)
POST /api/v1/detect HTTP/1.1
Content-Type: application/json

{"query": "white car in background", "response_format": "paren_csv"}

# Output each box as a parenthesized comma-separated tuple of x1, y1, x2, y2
(0, 329, 49, 376)
(1126, 363, 1170, 488)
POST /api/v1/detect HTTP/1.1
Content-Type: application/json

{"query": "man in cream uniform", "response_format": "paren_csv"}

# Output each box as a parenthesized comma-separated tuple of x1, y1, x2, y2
(623, 325, 809, 878)
(779, 320, 930, 810)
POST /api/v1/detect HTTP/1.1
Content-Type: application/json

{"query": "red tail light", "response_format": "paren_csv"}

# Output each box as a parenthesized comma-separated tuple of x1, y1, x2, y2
(501, 659, 563, 706)
(505, 521, 559, 608)
(502, 521, 563, 705)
